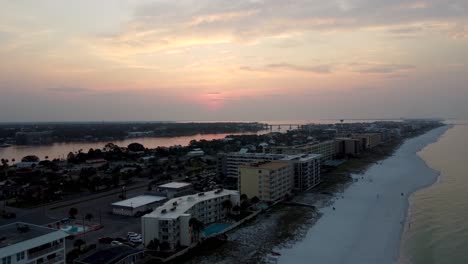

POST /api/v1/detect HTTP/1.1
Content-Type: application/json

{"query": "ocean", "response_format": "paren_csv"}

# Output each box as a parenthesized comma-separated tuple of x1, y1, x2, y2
(400, 123, 468, 264)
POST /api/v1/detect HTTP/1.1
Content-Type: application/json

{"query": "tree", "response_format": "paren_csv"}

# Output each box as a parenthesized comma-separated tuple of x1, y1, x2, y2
(85, 213, 93, 222)
(159, 241, 170, 251)
(73, 239, 85, 249)
(69, 207, 78, 219)
(240, 194, 248, 201)
(67, 152, 75, 162)
(147, 239, 160, 251)
(251, 196, 260, 204)
(221, 199, 233, 214)
(232, 205, 241, 215)
(21, 155, 39, 162)
(127, 143, 145, 152)
(189, 218, 204, 242)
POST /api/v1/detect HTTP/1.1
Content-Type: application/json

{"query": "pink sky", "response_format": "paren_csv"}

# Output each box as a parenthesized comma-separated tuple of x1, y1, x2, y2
(0, 0, 467, 121)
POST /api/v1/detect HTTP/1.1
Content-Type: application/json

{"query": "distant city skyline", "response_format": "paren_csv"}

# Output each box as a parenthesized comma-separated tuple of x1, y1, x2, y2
(1, 0, 467, 122)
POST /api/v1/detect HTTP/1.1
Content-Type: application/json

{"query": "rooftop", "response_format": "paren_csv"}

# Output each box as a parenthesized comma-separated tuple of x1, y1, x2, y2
(240, 161, 290, 170)
(0, 222, 68, 257)
(111, 195, 166, 208)
(143, 189, 239, 220)
(281, 153, 322, 162)
(158, 182, 192, 189)
(75, 246, 142, 264)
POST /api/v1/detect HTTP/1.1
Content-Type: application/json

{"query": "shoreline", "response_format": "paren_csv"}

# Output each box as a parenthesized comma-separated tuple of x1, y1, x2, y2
(276, 126, 449, 264)
(397, 125, 453, 264)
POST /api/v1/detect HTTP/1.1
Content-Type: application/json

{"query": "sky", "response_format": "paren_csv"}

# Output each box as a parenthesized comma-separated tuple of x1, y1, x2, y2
(0, 0, 467, 122)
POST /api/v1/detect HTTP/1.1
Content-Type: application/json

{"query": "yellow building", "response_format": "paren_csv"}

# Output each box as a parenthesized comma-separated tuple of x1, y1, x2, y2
(239, 161, 293, 202)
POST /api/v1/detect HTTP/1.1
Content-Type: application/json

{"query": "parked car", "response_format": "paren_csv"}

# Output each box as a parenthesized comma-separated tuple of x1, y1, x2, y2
(114, 237, 127, 243)
(127, 232, 138, 237)
(128, 234, 141, 240)
(98, 237, 113, 244)
(111, 241, 123, 246)
(129, 237, 142, 243)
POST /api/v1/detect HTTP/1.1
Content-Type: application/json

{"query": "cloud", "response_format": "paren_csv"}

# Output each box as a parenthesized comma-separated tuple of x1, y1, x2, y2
(266, 63, 332, 73)
(240, 63, 332, 74)
(89, 0, 468, 59)
(355, 64, 415, 74)
(47, 87, 89, 93)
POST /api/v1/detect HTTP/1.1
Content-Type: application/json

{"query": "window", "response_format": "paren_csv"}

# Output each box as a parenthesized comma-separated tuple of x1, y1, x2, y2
(2, 256, 11, 264)
(16, 252, 25, 261)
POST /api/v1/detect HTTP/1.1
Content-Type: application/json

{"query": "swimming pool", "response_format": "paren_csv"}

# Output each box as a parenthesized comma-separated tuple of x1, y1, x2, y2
(202, 223, 230, 236)
(61, 224, 89, 234)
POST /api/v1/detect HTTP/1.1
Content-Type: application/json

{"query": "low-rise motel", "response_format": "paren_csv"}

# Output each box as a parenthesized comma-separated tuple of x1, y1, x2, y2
(0, 222, 68, 264)
(142, 189, 240, 251)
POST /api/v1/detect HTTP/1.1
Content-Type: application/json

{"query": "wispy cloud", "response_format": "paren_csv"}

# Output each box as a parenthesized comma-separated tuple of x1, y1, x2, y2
(355, 64, 415, 74)
(240, 63, 332, 74)
(47, 87, 89, 93)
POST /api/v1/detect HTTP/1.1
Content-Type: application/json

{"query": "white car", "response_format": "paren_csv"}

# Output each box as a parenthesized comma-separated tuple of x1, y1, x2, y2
(111, 241, 123, 246)
(127, 232, 138, 237)
(129, 237, 142, 243)
(128, 234, 141, 239)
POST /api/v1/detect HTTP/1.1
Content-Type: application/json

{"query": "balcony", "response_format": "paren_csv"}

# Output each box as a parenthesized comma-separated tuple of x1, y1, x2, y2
(41, 255, 64, 264)
(28, 244, 63, 260)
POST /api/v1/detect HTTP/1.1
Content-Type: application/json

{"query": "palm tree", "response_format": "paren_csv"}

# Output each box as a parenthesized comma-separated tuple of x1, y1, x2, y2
(85, 213, 93, 223)
(147, 239, 160, 251)
(221, 199, 233, 215)
(240, 194, 248, 201)
(69, 207, 78, 219)
(232, 205, 241, 215)
(189, 218, 204, 242)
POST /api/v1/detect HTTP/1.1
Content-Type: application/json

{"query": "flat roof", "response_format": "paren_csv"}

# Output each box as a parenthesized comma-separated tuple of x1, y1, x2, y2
(0, 222, 68, 257)
(158, 182, 191, 189)
(111, 195, 166, 208)
(240, 161, 290, 170)
(281, 154, 322, 162)
(143, 189, 239, 220)
(76, 246, 142, 264)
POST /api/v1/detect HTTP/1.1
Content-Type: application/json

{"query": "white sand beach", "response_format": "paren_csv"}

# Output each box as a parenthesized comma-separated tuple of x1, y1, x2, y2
(277, 126, 449, 264)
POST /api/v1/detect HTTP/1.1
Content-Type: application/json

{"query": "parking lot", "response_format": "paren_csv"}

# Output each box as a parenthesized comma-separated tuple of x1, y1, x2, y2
(1, 185, 148, 253)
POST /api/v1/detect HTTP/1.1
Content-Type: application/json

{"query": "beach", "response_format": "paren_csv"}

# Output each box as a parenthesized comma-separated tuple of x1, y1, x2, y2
(276, 126, 449, 264)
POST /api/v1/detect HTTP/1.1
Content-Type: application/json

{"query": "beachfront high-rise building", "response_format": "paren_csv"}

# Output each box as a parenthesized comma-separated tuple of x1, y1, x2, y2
(335, 138, 363, 156)
(142, 189, 240, 251)
(0, 222, 68, 264)
(281, 154, 322, 191)
(217, 152, 287, 179)
(264, 140, 336, 162)
(239, 161, 294, 202)
(351, 133, 382, 149)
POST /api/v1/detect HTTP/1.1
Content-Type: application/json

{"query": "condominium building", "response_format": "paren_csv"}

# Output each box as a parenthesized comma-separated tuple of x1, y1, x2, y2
(239, 161, 294, 202)
(352, 133, 382, 149)
(142, 189, 240, 251)
(281, 154, 321, 191)
(335, 138, 363, 156)
(264, 140, 336, 162)
(0, 222, 68, 264)
(217, 152, 287, 179)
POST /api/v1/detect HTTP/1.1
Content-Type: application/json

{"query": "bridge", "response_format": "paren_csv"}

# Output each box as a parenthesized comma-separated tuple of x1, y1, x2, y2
(263, 124, 306, 130)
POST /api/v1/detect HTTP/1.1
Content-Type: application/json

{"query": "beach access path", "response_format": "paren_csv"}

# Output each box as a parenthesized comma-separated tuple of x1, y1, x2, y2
(277, 126, 449, 264)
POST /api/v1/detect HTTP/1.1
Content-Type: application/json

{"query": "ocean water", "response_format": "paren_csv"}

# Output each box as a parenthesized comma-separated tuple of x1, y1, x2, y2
(401, 124, 468, 264)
